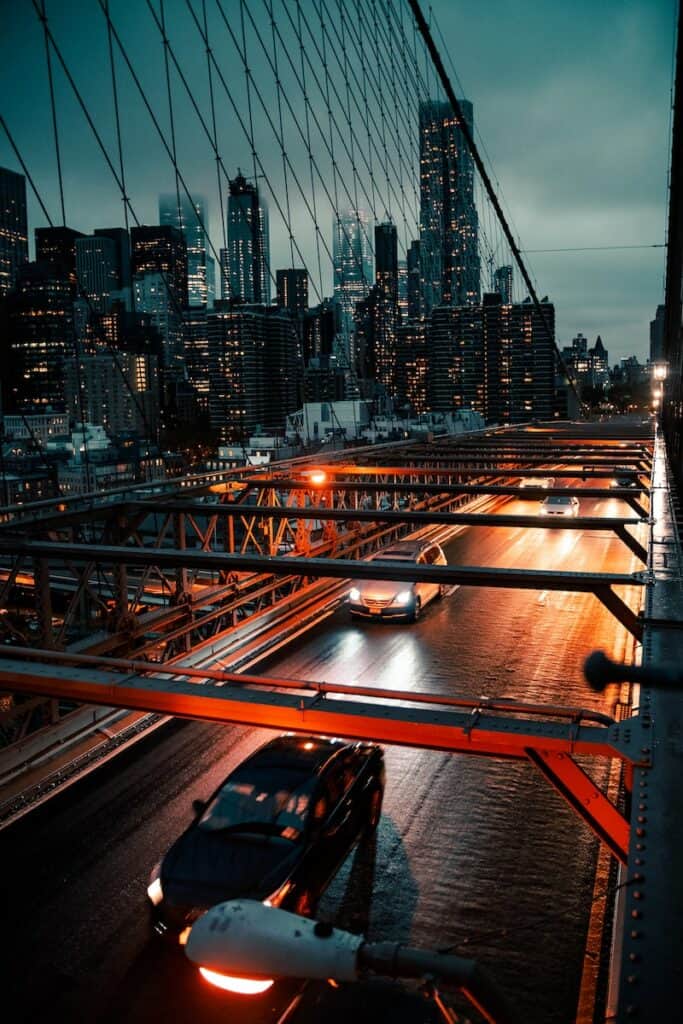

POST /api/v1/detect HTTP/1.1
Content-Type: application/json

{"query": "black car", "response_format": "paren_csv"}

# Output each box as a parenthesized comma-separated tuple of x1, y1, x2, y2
(147, 734, 385, 943)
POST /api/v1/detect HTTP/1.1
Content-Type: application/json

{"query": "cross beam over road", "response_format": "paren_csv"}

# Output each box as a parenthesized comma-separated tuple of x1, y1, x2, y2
(0, 537, 645, 638)
(0, 648, 643, 863)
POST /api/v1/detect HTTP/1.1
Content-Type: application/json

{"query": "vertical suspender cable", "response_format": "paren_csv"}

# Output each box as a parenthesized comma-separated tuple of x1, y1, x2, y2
(38, 0, 66, 227)
(295, 0, 324, 301)
(202, 0, 227, 255)
(160, 0, 183, 233)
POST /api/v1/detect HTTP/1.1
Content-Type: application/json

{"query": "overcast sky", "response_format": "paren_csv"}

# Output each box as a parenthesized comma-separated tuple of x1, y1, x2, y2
(0, 0, 675, 362)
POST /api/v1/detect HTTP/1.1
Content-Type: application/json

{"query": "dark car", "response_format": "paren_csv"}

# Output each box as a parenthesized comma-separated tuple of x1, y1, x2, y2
(610, 467, 639, 488)
(147, 734, 385, 944)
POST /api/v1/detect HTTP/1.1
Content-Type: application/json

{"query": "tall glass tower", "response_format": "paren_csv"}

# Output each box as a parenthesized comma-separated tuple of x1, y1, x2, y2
(159, 193, 213, 307)
(0, 166, 28, 297)
(419, 99, 480, 314)
(333, 207, 372, 367)
(227, 173, 270, 305)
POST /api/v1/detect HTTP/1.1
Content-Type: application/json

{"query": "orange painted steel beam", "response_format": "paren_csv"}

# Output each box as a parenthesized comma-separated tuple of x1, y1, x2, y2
(526, 748, 630, 863)
(0, 657, 647, 767)
(1, 646, 617, 727)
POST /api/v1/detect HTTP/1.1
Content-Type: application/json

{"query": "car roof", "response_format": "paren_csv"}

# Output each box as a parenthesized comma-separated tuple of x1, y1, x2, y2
(240, 734, 352, 777)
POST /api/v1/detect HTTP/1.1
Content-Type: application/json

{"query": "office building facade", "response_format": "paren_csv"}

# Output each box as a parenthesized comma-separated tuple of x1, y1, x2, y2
(159, 193, 214, 307)
(227, 174, 270, 305)
(0, 166, 28, 296)
(333, 207, 372, 367)
(419, 99, 480, 314)
(208, 305, 298, 442)
(3, 262, 76, 412)
(75, 235, 119, 313)
(426, 295, 555, 423)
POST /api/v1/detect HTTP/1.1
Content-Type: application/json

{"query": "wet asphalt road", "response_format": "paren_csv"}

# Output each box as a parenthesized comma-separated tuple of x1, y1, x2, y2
(0, 484, 642, 1024)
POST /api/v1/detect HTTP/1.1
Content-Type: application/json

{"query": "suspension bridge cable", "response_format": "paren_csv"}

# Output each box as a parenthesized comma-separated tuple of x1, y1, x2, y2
(181, 0, 326, 304)
(248, 0, 380, 262)
(37, 0, 66, 228)
(311, 0, 419, 239)
(104, 0, 130, 236)
(266, 0, 295, 269)
(29, 0, 187, 463)
(238, 0, 259, 192)
(214, 0, 380, 318)
(159, 0, 183, 235)
(0, 115, 53, 225)
(340, 0, 420, 245)
(201, 0, 227, 254)
(295, 0, 324, 301)
(429, 5, 530, 272)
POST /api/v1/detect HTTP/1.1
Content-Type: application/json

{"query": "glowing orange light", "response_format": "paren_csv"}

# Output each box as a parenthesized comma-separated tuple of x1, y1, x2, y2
(308, 471, 327, 486)
(302, 741, 314, 750)
(199, 967, 274, 995)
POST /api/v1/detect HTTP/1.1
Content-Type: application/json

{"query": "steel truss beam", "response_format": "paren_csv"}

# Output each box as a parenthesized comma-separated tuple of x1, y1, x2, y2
(526, 748, 629, 862)
(132, 503, 649, 563)
(300, 466, 650, 480)
(222, 478, 649, 503)
(0, 539, 645, 639)
(0, 652, 643, 862)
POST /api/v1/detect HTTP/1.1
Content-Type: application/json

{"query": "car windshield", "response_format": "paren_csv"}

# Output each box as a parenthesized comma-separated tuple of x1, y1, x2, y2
(546, 496, 571, 505)
(198, 768, 312, 840)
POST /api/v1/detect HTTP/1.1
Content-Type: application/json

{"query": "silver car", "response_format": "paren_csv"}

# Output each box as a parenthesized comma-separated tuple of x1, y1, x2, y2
(348, 539, 447, 622)
(539, 495, 580, 517)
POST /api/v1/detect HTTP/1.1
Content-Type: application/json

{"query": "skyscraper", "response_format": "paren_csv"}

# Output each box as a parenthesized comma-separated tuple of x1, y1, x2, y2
(131, 225, 188, 395)
(0, 166, 28, 296)
(35, 226, 84, 285)
(276, 269, 308, 315)
(407, 239, 422, 319)
(3, 262, 76, 412)
(208, 306, 297, 442)
(493, 265, 513, 304)
(333, 207, 372, 366)
(227, 173, 270, 305)
(426, 295, 555, 423)
(75, 235, 119, 313)
(159, 193, 213, 307)
(372, 222, 400, 394)
(419, 99, 480, 313)
(130, 225, 188, 309)
(94, 227, 132, 297)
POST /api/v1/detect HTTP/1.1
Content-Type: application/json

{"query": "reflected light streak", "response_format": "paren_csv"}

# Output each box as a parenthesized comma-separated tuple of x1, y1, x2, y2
(199, 967, 274, 995)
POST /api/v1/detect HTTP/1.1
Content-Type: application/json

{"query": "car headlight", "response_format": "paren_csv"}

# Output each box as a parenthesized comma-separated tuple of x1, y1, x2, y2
(539, 506, 548, 515)
(349, 587, 361, 602)
(394, 590, 412, 606)
(147, 866, 163, 906)
(610, 479, 618, 488)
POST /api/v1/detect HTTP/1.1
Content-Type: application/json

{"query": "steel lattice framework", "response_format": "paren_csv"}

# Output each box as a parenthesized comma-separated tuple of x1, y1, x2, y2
(2, 421, 679, 1023)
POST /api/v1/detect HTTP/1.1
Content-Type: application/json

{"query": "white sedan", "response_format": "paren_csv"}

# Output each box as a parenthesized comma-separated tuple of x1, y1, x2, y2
(539, 495, 580, 517)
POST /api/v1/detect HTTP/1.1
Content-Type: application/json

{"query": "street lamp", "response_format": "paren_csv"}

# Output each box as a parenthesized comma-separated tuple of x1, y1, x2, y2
(652, 361, 668, 382)
(185, 899, 520, 1024)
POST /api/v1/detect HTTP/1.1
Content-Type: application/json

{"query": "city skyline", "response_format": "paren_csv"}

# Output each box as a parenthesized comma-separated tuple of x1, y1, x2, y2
(0, 1, 672, 361)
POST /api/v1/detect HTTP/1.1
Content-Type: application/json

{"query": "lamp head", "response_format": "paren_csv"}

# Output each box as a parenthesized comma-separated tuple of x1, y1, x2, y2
(186, 900, 362, 984)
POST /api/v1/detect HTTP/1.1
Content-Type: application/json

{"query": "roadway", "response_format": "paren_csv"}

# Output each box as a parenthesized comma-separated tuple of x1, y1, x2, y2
(0, 480, 641, 1024)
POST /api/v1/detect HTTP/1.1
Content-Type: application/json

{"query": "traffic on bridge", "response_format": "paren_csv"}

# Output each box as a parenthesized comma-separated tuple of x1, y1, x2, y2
(1, 1, 682, 1022)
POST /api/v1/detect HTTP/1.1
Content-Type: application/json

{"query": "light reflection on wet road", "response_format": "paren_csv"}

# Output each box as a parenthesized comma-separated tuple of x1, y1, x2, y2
(0, 483, 641, 1023)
